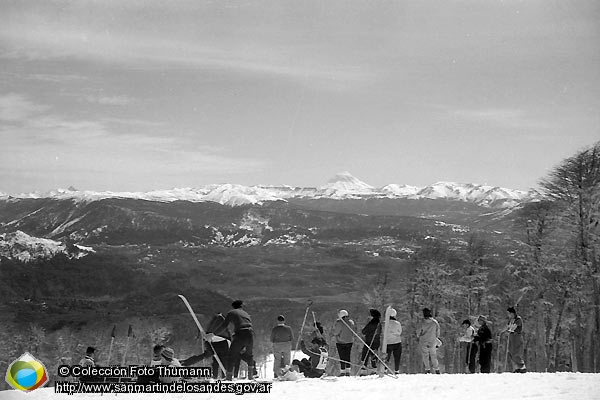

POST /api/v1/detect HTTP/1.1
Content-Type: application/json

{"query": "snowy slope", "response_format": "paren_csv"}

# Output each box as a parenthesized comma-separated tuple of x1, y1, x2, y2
(1, 372, 598, 400)
(0, 230, 93, 262)
(4, 173, 538, 208)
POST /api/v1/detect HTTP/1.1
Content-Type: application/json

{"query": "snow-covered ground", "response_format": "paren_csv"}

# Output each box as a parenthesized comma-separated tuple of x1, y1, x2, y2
(0, 372, 598, 400)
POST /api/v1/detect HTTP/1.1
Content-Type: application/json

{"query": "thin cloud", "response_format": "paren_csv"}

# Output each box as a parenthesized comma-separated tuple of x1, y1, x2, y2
(452, 108, 550, 129)
(0, 7, 374, 88)
(0, 93, 49, 122)
(85, 95, 136, 106)
(0, 94, 268, 189)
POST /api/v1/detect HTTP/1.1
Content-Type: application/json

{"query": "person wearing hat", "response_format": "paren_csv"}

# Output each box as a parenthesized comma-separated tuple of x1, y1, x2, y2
(359, 308, 382, 374)
(417, 307, 441, 374)
(331, 309, 355, 376)
(459, 319, 477, 373)
(77, 346, 99, 383)
(504, 307, 526, 373)
(81, 346, 96, 367)
(212, 299, 255, 380)
(473, 315, 493, 373)
(385, 308, 403, 374)
(79, 346, 96, 367)
(270, 315, 294, 378)
(159, 347, 182, 383)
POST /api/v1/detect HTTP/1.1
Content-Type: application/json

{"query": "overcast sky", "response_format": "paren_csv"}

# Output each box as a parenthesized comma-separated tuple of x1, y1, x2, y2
(1, 0, 598, 194)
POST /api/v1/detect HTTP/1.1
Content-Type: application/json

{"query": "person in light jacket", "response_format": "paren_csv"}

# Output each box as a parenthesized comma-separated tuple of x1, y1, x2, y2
(331, 309, 355, 376)
(385, 308, 403, 374)
(459, 319, 477, 373)
(417, 307, 441, 374)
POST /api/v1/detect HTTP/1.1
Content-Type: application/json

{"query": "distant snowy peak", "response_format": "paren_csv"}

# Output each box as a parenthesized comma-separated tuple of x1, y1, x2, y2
(4, 173, 538, 208)
(202, 184, 284, 206)
(0, 230, 94, 262)
(319, 171, 375, 198)
(416, 182, 537, 207)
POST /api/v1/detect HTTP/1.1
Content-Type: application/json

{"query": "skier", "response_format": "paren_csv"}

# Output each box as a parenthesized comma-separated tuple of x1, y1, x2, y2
(331, 309, 355, 376)
(459, 319, 477, 373)
(503, 306, 526, 373)
(79, 346, 96, 367)
(385, 308, 403, 374)
(295, 336, 328, 378)
(270, 315, 294, 378)
(181, 312, 231, 379)
(359, 308, 382, 375)
(159, 347, 182, 383)
(211, 299, 256, 380)
(473, 315, 493, 373)
(417, 307, 441, 374)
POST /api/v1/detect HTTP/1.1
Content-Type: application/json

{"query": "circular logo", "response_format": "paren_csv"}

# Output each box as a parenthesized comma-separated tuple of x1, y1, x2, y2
(5, 352, 49, 392)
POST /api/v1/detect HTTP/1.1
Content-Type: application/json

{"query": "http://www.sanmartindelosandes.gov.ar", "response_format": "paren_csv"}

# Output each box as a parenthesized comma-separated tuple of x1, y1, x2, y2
(5, 352, 50, 392)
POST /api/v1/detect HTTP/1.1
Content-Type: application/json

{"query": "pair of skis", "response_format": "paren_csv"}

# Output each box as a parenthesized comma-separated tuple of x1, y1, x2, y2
(178, 295, 227, 377)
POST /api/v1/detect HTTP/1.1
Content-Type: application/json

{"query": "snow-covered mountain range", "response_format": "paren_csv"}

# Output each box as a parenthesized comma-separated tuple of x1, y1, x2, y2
(1, 172, 538, 208)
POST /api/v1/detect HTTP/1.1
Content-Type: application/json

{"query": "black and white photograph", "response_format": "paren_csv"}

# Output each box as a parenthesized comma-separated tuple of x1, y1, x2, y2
(1, 0, 599, 398)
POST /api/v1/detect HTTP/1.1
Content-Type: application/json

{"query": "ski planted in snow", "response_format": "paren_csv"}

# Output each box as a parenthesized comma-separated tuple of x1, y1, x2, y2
(378, 305, 393, 377)
(178, 294, 227, 376)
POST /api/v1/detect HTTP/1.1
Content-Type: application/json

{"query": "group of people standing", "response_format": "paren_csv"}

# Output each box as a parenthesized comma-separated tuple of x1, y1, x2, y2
(458, 307, 526, 374)
(271, 305, 526, 377)
(79, 301, 526, 380)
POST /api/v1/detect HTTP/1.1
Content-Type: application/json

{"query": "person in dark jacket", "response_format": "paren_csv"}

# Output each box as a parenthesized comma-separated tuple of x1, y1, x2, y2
(360, 308, 382, 373)
(181, 313, 231, 379)
(473, 315, 493, 373)
(270, 315, 294, 377)
(210, 300, 255, 380)
(504, 306, 526, 373)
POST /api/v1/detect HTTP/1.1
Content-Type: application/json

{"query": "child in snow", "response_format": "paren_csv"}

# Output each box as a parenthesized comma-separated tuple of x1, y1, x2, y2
(159, 347, 182, 383)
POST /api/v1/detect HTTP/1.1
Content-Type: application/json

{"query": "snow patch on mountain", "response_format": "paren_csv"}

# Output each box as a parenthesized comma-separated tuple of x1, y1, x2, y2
(381, 184, 421, 197)
(202, 184, 284, 206)
(0, 230, 94, 262)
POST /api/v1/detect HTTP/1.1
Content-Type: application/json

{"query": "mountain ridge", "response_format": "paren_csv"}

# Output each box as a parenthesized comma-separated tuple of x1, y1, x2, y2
(2, 172, 539, 208)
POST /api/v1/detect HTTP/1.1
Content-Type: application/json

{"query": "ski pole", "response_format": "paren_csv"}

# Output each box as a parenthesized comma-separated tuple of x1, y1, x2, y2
(340, 316, 397, 377)
(504, 333, 510, 372)
(293, 300, 313, 358)
(495, 333, 501, 373)
(356, 321, 379, 376)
